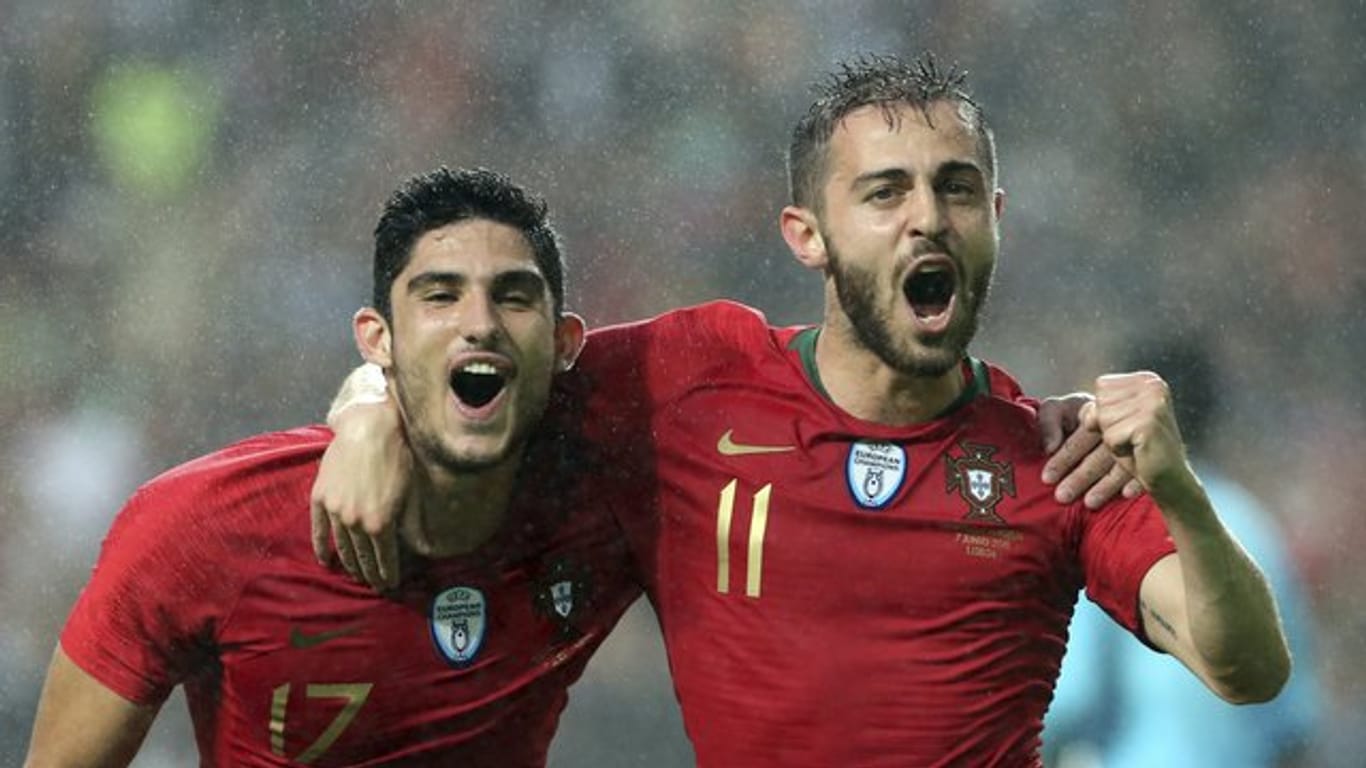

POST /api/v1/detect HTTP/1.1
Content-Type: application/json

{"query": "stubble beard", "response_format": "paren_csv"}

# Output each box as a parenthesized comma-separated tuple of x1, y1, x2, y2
(827, 237, 991, 379)
(389, 342, 527, 475)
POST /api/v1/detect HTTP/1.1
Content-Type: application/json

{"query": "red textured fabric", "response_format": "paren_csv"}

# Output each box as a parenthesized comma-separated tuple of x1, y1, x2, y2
(573, 301, 1175, 767)
(62, 426, 640, 766)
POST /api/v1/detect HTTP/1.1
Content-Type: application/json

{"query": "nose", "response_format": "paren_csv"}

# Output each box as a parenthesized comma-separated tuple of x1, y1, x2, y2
(907, 185, 946, 242)
(460, 291, 503, 345)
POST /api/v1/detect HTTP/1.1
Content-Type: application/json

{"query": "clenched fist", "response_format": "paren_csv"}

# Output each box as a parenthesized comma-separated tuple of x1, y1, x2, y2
(1080, 372, 1200, 505)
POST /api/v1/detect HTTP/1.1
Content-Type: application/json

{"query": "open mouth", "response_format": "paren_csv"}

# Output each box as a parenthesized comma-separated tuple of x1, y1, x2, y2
(903, 264, 957, 320)
(450, 362, 508, 409)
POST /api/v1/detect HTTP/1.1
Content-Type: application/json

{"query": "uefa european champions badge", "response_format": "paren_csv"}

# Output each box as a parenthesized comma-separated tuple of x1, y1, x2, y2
(846, 441, 908, 509)
(430, 586, 487, 667)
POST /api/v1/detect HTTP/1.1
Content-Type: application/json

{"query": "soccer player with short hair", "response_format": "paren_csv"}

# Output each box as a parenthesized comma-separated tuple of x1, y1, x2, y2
(318, 54, 1291, 766)
(26, 168, 641, 766)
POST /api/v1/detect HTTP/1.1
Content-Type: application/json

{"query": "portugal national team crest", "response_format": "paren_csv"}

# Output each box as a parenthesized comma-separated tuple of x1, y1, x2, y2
(533, 558, 593, 640)
(845, 441, 908, 510)
(430, 586, 487, 667)
(945, 441, 1016, 524)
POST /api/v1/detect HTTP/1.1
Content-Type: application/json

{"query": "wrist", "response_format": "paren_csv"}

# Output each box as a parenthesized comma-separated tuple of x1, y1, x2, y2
(327, 364, 391, 427)
(333, 401, 401, 439)
(1147, 464, 1210, 518)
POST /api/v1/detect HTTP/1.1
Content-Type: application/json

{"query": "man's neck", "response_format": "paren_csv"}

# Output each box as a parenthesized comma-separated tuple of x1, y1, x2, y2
(815, 303, 966, 426)
(400, 453, 522, 559)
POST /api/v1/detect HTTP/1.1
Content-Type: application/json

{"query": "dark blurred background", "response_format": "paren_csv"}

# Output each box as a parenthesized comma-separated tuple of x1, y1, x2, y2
(1, 2, 1362, 765)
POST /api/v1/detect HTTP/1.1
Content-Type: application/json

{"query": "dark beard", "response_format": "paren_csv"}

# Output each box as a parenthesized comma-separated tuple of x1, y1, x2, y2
(392, 371, 503, 472)
(826, 234, 989, 378)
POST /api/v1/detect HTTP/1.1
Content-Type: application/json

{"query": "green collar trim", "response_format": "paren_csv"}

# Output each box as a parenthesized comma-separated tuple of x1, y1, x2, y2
(790, 326, 830, 400)
(942, 357, 991, 416)
(788, 326, 988, 418)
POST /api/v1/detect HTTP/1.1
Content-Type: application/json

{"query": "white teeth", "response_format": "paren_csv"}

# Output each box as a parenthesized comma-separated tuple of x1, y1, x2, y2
(461, 362, 499, 375)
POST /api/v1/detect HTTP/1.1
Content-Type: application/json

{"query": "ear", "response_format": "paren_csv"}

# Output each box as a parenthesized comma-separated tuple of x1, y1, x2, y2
(780, 204, 828, 272)
(993, 188, 1006, 222)
(354, 306, 393, 368)
(553, 311, 587, 372)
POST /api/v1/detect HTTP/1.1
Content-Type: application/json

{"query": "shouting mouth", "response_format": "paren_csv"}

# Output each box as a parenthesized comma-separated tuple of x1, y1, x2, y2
(902, 259, 958, 334)
(449, 359, 511, 419)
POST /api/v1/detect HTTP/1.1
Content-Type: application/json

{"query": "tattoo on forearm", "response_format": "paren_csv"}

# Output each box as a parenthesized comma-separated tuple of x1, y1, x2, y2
(1141, 599, 1178, 640)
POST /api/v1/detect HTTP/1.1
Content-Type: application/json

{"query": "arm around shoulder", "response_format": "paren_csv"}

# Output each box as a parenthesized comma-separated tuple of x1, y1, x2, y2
(25, 646, 160, 768)
(312, 362, 409, 588)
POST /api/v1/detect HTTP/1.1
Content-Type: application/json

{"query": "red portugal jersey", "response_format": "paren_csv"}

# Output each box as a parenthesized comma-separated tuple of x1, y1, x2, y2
(571, 301, 1176, 768)
(61, 426, 639, 767)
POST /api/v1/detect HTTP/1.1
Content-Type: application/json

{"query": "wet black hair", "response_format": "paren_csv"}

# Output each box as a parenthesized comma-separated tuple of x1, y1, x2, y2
(372, 166, 564, 319)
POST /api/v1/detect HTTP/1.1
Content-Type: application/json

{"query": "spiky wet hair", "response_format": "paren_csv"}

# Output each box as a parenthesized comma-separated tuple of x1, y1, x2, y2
(371, 166, 565, 319)
(787, 52, 997, 211)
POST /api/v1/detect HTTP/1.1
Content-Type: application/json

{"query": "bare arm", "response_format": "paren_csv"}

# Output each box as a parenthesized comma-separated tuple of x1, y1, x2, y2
(311, 363, 408, 589)
(1086, 372, 1291, 703)
(25, 647, 160, 768)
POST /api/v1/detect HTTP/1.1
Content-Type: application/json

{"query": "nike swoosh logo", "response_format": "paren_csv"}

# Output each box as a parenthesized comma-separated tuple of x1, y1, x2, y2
(717, 429, 796, 456)
(289, 624, 362, 650)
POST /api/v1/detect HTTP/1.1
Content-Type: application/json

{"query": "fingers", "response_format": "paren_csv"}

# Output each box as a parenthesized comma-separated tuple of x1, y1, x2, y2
(376, 529, 400, 591)
(1037, 392, 1092, 454)
(1091, 394, 1151, 459)
(1086, 378, 1144, 455)
(333, 514, 362, 580)
(1082, 462, 1136, 509)
(1042, 417, 1101, 485)
(1037, 400, 1067, 455)
(1044, 392, 1150, 507)
(1078, 399, 1099, 433)
(311, 413, 411, 589)
(326, 508, 398, 591)
(1123, 478, 1145, 499)
(310, 493, 333, 565)
(1052, 435, 1115, 504)
(347, 527, 386, 590)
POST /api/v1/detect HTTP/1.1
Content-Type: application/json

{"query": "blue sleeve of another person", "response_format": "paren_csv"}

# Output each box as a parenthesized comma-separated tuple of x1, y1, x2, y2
(1044, 469, 1322, 768)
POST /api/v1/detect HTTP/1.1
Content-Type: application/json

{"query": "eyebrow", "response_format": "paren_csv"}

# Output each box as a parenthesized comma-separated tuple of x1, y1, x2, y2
(935, 160, 985, 181)
(492, 269, 548, 296)
(406, 271, 465, 295)
(851, 168, 912, 188)
(850, 160, 985, 189)
(405, 268, 547, 295)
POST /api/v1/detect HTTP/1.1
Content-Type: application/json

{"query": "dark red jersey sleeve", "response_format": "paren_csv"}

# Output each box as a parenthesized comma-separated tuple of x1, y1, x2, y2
(60, 484, 234, 704)
(1076, 495, 1176, 639)
(580, 301, 767, 399)
(60, 427, 328, 704)
(572, 301, 772, 466)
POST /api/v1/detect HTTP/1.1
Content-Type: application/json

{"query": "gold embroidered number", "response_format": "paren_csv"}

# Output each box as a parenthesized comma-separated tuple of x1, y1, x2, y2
(716, 479, 772, 598)
(269, 682, 373, 764)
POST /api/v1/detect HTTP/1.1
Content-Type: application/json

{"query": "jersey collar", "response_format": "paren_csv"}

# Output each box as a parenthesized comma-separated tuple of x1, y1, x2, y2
(787, 326, 989, 419)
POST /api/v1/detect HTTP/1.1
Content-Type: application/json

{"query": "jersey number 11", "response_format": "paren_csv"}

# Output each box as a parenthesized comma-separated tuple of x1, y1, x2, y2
(716, 479, 772, 598)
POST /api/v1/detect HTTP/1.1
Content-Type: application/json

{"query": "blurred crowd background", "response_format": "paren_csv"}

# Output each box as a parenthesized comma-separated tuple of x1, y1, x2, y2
(1, 1, 1362, 765)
